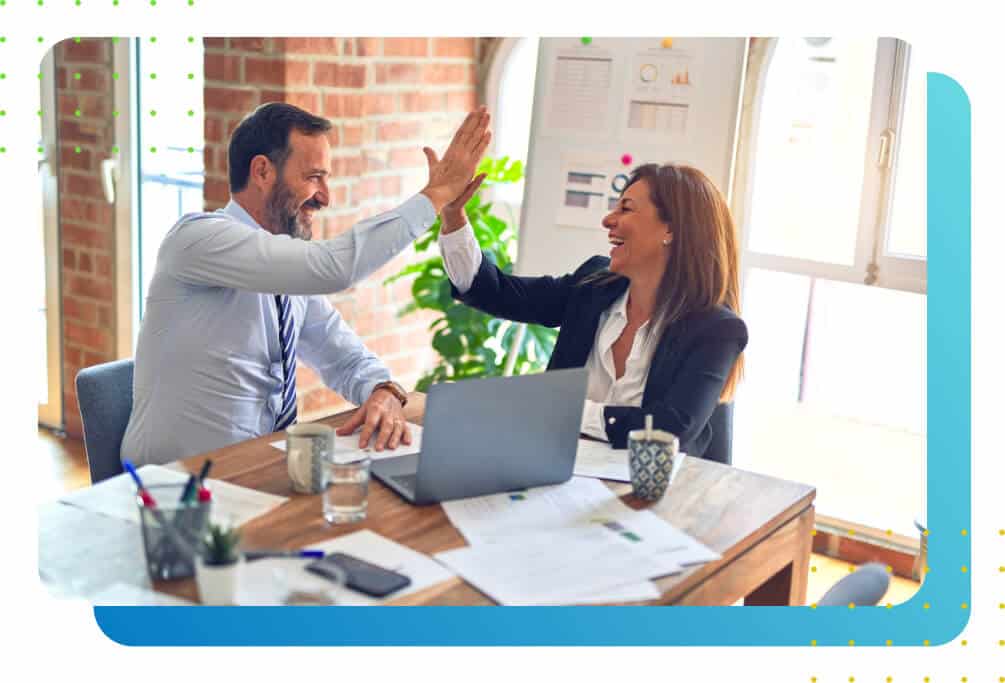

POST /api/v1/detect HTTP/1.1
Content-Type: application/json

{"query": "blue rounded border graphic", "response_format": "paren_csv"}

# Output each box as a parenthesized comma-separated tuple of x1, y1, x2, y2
(94, 73, 970, 647)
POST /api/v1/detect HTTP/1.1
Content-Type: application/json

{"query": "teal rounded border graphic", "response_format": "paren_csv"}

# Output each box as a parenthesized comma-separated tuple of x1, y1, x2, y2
(93, 73, 970, 646)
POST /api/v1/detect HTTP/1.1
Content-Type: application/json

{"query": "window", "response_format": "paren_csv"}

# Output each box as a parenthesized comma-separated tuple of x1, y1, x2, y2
(116, 37, 205, 332)
(37, 52, 62, 428)
(732, 38, 925, 539)
(483, 38, 539, 222)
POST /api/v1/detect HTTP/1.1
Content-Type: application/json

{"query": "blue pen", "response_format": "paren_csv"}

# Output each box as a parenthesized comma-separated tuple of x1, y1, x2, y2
(122, 459, 158, 507)
(244, 550, 325, 562)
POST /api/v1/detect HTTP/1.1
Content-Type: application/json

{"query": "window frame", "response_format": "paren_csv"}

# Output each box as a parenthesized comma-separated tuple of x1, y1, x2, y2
(732, 37, 925, 296)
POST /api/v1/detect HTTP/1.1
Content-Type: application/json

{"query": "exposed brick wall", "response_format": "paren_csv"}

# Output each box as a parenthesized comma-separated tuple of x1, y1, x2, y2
(55, 38, 117, 438)
(203, 37, 492, 420)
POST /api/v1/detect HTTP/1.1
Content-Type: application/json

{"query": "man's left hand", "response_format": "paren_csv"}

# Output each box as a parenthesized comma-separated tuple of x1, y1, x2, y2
(335, 387, 412, 451)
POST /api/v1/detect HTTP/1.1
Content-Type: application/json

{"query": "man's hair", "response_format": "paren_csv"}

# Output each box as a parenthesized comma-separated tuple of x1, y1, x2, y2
(228, 102, 332, 193)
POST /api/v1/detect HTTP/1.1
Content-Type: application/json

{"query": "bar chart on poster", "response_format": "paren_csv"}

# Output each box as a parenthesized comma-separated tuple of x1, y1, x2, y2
(517, 37, 747, 276)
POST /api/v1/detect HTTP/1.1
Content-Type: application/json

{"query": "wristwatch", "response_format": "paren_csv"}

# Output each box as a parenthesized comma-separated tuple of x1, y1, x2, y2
(372, 380, 408, 407)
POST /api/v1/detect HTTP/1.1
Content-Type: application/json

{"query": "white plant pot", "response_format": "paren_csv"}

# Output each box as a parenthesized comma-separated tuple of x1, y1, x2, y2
(195, 556, 243, 605)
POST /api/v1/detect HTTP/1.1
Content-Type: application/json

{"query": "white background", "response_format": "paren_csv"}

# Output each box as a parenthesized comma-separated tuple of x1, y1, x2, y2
(3, 1, 999, 680)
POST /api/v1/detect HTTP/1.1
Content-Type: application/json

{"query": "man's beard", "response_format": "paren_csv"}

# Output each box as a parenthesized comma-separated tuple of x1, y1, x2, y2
(264, 180, 318, 241)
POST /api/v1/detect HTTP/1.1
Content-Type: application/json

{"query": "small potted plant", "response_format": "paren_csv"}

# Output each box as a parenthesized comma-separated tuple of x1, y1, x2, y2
(195, 523, 243, 605)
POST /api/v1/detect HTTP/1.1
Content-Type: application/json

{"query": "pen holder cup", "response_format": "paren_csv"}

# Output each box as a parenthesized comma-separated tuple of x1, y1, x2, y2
(138, 483, 212, 581)
(627, 427, 680, 502)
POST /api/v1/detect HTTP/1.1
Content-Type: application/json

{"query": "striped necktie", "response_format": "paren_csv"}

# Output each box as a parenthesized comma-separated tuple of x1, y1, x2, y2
(274, 294, 298, 431)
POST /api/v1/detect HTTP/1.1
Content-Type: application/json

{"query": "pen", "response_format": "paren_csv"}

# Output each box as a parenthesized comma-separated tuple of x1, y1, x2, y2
(195, 459, 214, 502)
(244, 550, 325, 562)
(122, 459, 157, 508)
(179, 474, 197, 503)
(197, 459, 213, 484)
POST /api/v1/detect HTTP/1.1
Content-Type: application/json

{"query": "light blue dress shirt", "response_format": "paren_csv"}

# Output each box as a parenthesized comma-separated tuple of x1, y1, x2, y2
(122, 194, 436, 466)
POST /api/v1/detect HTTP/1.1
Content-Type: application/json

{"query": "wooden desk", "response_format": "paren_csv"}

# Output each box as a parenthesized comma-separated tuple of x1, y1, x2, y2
(40, 395, 815, 606)
(144, 395, 815, 606)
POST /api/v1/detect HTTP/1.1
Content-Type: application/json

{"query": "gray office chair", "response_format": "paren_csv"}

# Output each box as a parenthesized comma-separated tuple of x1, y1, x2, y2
(75, 359, 134, 484)
(816, 562, 891, 606)
(705, 402, 733, 465)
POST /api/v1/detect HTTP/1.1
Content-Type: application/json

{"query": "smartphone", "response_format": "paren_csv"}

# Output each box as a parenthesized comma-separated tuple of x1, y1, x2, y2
(306, 552, 411, 598)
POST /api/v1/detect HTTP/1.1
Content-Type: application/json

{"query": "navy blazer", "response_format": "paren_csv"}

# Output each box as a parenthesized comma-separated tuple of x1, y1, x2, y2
(453, 254, 749, 461)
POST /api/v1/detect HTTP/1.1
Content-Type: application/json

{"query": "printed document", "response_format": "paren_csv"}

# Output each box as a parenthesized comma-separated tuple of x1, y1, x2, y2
(270, 424, 423, 463)
(57, 465, 287, 528)
(238, 529, 455, 606)
(435, 512, 689, 605)
(441, 476, 627, 545)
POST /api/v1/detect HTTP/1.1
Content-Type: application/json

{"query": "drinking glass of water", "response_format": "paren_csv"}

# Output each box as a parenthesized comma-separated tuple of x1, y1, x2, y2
(322, 454, 370, 524)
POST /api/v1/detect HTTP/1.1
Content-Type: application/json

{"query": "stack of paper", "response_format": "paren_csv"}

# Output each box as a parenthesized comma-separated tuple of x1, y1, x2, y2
(58, 464, 288, 528)
(237, 529, 454, 606)
(435, 477, 718, 605)
(270, 424, 424, 464)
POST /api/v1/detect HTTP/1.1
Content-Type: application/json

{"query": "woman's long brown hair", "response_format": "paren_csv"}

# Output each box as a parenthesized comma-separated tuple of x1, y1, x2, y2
(596, 163, 744, 402)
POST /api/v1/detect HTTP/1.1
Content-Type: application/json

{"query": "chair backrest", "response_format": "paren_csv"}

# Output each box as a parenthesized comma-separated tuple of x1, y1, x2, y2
(704, 402, 733, 465)
(75, 359, 134, 484)
(816, 562, 891, 606)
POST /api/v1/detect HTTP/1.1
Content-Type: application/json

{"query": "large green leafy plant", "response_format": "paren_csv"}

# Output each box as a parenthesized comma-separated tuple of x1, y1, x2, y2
(386, 157, 558, 391)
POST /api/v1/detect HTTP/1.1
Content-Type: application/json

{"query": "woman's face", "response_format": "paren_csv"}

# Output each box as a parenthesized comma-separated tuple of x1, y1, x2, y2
(602, 179, 672, 281)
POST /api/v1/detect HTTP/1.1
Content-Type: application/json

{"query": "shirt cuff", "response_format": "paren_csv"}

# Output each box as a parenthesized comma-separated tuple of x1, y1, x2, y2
(398, 193, 438, 238)
(439, 222, 482, 294)
(438, 221, 477, 249)
(358, 375, 392, 407)
(580, 399, 608, 441)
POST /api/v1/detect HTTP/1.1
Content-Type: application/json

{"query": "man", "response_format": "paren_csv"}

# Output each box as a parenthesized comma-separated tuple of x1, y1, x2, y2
(121, 102, 490, 466)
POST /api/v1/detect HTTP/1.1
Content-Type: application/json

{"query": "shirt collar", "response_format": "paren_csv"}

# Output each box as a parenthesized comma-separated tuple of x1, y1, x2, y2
(610, 289, 630, 320)
(221, 199, 265, 231)
(609, 287, 652, 331)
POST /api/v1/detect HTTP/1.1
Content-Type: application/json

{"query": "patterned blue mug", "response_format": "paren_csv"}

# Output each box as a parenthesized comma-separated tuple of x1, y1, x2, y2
(627, 423, 680, 502)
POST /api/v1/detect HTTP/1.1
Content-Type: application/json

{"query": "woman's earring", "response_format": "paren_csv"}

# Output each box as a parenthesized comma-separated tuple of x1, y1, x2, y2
(662, 238, 671, 246)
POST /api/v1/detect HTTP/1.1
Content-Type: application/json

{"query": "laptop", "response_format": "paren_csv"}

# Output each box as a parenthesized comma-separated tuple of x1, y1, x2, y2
(371, 367, 588, 505)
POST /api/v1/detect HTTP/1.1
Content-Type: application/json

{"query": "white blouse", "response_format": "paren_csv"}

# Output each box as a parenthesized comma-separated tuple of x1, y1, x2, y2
(439, 224, 659, 442)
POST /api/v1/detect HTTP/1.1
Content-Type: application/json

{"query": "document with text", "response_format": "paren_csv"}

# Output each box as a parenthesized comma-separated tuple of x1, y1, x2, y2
(270, 424, 423, 463)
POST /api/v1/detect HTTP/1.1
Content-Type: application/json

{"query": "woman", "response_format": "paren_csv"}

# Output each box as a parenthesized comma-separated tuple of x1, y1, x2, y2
(438, 163, 747, 462)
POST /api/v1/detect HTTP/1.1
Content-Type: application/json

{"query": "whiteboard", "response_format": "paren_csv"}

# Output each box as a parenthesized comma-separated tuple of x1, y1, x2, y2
(516, 37, 747, 276)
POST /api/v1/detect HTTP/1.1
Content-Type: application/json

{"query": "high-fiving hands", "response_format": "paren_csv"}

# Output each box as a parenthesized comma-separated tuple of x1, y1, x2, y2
(420, 106, 491, 214)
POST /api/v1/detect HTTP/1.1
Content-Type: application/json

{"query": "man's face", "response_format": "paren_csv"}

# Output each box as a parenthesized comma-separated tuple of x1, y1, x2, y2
(263, 130, 331, 240)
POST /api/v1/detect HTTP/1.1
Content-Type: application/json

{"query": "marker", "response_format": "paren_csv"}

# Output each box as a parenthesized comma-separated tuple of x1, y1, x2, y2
(195, 459, 214, 502)
(197, 459, 213, 484)
(244, 550, 325, 562)
(122, 459, 157, 508)
(179, 474, 197, 503)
